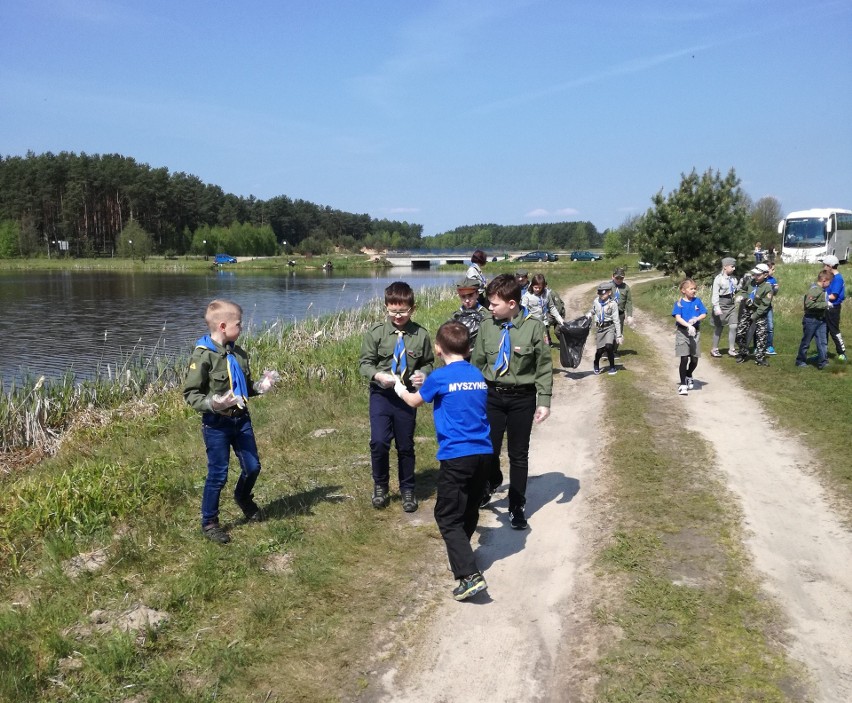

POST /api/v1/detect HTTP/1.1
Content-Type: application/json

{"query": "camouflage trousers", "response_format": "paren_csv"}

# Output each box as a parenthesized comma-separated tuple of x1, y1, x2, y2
(736, 312, 769, 361)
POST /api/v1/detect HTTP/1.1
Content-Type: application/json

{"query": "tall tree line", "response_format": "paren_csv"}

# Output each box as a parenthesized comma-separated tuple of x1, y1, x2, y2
(421, 221, 602, 252)
(0, 151, 425, 256)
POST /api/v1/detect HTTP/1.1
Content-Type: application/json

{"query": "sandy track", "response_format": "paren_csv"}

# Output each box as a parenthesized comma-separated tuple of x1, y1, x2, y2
(357, 281, 852, 703)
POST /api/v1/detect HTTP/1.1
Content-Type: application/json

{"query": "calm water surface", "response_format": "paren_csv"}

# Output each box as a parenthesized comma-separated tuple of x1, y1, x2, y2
(0, 268, 459, 386)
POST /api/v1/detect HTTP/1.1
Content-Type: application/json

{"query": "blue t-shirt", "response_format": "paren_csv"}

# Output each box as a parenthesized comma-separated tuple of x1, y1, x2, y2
(826, 272, 846, 305)
(418, 360, 492, 460)
(671, 297, 708, 329)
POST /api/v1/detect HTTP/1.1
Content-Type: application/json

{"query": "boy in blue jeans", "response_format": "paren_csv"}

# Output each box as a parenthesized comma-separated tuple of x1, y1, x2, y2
(796, 269, 833, 368)
(395, 320, 492, 601)
(184, 299, 279, 544)
(359, 282, 434, 512)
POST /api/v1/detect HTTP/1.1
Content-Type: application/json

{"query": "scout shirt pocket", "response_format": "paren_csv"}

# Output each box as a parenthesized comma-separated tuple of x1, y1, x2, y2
(405, 347, 425, 370)
(512, 345, 536, 374)
(210, 369, 230, 394)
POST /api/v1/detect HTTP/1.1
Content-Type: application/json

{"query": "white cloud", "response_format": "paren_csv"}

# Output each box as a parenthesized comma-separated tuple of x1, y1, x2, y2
(525, 208, 550, 218)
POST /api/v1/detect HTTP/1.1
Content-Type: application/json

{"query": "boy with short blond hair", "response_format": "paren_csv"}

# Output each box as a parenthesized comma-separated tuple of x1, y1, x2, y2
(795, 269, 834, 369)
(184, 299, 279, 544)
(395, 320, 492, 600)
(359, 282, 434, 512)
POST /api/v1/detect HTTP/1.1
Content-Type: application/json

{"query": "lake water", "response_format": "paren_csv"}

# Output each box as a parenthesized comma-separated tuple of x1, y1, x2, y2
(0, 268, 460, 387)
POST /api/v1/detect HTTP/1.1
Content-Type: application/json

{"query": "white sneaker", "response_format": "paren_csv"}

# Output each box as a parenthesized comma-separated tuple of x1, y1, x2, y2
(685, 377, 694, 390)
(678, 385, 688, 396)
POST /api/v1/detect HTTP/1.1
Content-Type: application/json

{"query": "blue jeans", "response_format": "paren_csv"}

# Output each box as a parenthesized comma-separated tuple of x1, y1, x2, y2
(767, 308, 775, 347)
(796, 316, 827, 366)
(201, 412, 261, 525)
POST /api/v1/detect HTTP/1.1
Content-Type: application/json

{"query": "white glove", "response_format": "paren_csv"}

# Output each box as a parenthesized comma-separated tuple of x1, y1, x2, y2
(254, 369, 280, 394)
(713, 306, 722, 316)
(554, 314, 565, 326)
(827, 301, 834, 308)
(410, 371, 426, 388)
(615, 336, 624, 345)
(686, 325, 696, 337)
(210, 390, 242, 411)
(625, 316, 634, 327)
(534, 406, 550, 424)
(393, 379, 407, 398)
(374, 373, 395, 388)
(735, 296, 743, 304)
(585, 312, 593, 319)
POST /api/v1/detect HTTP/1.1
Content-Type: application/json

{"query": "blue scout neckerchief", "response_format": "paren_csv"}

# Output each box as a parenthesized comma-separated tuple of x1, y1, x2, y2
(493, 321, 514, 376)
(392, 330, 408, 382)
(196, 335, 248, 400)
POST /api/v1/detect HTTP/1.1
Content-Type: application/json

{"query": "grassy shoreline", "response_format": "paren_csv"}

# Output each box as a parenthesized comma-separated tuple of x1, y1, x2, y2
(0, 261, 844, 701)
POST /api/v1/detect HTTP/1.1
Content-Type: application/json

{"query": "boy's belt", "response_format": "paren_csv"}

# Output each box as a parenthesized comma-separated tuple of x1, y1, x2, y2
(219, 406, 248, 417)
(597, 321, 614, 328)
(486, 381, 536, 395)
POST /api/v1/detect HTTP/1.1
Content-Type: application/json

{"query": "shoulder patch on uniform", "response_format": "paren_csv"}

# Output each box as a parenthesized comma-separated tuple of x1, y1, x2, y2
(189, 362, 196, 369)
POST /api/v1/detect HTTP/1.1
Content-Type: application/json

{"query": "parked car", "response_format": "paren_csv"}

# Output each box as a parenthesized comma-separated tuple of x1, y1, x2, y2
(514, 250, 559, 262)
(214, 253, 238, 264)
(569, 250, 602, 261)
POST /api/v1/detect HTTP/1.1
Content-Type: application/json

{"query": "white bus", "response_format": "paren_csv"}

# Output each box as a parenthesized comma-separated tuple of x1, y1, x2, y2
(779, 208, 852, 264)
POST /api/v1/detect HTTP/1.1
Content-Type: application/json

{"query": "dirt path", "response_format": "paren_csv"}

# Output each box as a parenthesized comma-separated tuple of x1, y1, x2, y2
(357, 281, 852, 703)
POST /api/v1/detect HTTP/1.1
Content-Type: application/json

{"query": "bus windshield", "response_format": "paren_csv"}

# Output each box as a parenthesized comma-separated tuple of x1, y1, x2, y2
(783, 217, 827, 248)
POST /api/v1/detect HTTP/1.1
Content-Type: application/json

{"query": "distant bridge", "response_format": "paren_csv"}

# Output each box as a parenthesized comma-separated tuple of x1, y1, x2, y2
(384, 254, 470, 268)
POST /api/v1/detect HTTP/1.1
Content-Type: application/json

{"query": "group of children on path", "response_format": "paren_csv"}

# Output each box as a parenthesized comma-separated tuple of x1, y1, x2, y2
(181, 252, 845, 600)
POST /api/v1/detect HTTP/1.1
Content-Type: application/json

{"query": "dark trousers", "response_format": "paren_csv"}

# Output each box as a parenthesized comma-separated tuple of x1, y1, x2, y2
(826, 304, 846, 354)
(485, 388, 537, 510)
(200, 412, 261, 526)
(369, 387, 417, 491)
(435, 453, 490, 579)
(796, 316, 828, 366)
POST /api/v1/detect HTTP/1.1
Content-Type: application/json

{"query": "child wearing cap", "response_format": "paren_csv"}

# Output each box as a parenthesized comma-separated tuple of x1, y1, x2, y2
(765, 261, 780, 355)
(452, 276, 490, 357)
(710, 257, 739, 357)
(672, 279, 708, 395)
(735, 263, 773, 366)
(585, 282, 622, 375)
(395, 320, 492, 601)
(611, 267, 633, 341)
(821, 255, 846, 361)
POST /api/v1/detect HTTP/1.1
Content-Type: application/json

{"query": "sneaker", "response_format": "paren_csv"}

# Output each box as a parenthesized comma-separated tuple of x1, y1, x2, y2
(727, 350, 738, 357)
(685, 377, 694, 390)
(509, 506, 528, 530)
(710, 349, 722, 358)
(817, 363, 829, 370)
(755, 358, 769, 367)
(371, 484, 390, 509)
(593, 364, 601, 375)
(453, 572, 487, 601)
(677, 384, 688, 396)
(735, 355, 747, 364)
(401, 490, 418, 513)
(795, 362, 807, 368)
(479, 481, 493, 509)
(766, 346, 777, 355)
(201, 522, 231, 544)
(839, 354, 848, 362)
(235, 496, 263, 522)
(607, 366, 617, 375)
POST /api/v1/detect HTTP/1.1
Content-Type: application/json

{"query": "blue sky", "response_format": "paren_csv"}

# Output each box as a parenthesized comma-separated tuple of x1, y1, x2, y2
(2, 0, 850, 236)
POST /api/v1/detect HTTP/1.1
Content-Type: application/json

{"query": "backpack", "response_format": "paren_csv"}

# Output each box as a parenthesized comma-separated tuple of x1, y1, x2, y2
(549, 289, 566, 318)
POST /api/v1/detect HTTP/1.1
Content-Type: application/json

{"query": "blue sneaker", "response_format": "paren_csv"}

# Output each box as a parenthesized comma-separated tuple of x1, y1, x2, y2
(607, 366, 617, 375)
(795, 362, 807, 368)
(766, 346, 776, 355)
(453, 572, 487, 601)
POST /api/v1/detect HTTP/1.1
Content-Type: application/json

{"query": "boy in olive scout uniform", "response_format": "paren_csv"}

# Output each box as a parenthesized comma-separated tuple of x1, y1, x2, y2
(735, 263, 774, 366)
(611, 267, 633, 349)
(585, 281, 623, 375)
(795, 269, 833, 369)
(184, 299, 279, 544)
(359, 281, 435, 513)
(470, 273, 553, 530)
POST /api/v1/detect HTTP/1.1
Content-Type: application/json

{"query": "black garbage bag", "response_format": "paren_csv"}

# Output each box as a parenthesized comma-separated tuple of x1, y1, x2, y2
(556, 315, 592, 369)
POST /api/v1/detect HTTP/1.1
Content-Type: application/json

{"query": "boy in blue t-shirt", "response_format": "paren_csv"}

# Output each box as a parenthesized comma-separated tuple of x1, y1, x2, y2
(821, 255, 847, 361)
(395, 320, 493, 601)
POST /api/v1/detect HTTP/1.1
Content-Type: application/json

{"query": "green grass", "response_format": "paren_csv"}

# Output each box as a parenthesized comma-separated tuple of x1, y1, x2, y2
(590, 321, 807, 701)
